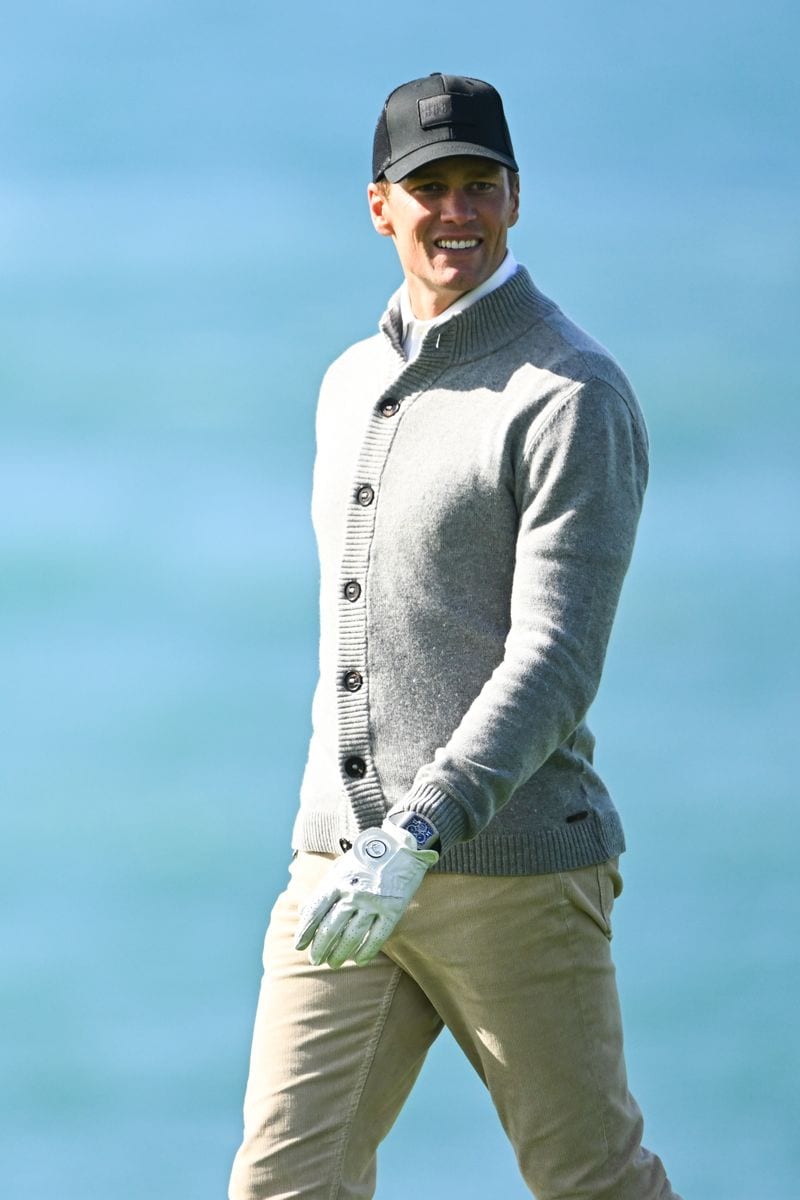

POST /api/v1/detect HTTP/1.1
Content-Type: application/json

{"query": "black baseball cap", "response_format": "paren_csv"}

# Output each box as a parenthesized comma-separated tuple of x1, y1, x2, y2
(372, 73, 518, 183)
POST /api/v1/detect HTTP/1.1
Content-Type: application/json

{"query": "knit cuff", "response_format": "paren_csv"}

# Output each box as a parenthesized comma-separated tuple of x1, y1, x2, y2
(388, 783, 471, 853)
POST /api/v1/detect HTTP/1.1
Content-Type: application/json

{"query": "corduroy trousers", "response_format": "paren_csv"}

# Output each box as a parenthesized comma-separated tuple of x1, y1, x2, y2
(228, 851, 681, 1200)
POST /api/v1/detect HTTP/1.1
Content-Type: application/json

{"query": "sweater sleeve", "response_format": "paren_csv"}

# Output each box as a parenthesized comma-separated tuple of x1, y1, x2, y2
(388, 378, 649, 851)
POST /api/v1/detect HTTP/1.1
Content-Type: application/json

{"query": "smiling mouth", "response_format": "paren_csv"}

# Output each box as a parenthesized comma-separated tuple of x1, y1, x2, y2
(434, 238, 482, 250)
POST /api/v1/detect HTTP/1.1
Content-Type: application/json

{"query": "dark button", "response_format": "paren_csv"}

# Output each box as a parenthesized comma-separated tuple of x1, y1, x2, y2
(356, 484, 375, 506)
(380, 399, 400, 418)
(344, 580, 361, 602)
(344, 755, 366, 779)
(343, 670, 363, 692)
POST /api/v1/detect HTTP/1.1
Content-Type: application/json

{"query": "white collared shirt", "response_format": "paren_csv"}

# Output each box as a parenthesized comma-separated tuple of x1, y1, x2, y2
(399, 250, 518, 363)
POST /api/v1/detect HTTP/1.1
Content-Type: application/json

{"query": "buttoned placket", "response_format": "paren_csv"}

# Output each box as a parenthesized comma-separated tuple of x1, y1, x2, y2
(336, 387, 408, 832)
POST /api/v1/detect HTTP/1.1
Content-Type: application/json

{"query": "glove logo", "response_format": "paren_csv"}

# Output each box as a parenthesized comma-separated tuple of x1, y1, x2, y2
(364, 838, 389, 859)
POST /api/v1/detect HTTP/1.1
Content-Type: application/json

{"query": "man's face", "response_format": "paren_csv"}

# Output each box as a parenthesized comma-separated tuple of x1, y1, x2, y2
(368, 156, 520, 320)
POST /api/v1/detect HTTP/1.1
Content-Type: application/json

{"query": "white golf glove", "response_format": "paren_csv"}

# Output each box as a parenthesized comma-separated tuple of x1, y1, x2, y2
(294, 822, 439, 969)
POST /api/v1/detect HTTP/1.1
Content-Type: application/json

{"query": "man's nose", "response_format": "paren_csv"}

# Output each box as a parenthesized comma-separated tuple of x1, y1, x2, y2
(441, 189, 477, 222)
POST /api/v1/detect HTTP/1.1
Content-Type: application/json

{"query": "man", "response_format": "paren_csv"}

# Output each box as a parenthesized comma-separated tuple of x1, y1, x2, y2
(229, 73, 681, 1200)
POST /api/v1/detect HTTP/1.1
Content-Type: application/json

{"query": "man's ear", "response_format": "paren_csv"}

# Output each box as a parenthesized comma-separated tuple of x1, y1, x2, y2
(368, 182, 394, 237)
(508, 172, 520, 229)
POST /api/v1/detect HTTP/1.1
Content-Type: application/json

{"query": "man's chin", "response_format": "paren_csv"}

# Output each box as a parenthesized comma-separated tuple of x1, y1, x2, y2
(410, 267, 487, 317)
(433, 263, 483, 293)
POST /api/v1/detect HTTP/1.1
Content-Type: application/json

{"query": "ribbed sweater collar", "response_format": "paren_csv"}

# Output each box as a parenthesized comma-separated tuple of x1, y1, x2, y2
(379, 267, 557, 382)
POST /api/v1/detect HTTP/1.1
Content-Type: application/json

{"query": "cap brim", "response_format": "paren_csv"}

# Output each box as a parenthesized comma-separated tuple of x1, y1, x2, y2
(382, 141, 518, 183)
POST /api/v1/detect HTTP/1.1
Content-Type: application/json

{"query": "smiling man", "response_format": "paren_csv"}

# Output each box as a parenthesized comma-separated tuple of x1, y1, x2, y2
(228, 74, 682, 1200)
(369, 155, 519, 316)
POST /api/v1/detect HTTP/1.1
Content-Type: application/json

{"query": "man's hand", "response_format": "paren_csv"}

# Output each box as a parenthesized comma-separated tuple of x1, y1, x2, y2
(294, 822, 438, 969)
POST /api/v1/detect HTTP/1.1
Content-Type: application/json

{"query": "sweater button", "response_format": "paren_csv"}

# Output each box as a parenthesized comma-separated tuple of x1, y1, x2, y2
(344, 580, 361, 602)
(380, 399, 400, 418)
(356, 484, 375, 506)
(343, 670, 363, 692)
(344, 755, 367, 779)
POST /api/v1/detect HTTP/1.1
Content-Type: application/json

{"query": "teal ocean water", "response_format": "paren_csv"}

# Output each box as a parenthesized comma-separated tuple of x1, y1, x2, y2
(2, 3, 798, 1196)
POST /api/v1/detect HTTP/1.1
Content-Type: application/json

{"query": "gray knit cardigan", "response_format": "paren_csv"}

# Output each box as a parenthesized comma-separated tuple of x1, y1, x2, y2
(291, 267, 648, 876)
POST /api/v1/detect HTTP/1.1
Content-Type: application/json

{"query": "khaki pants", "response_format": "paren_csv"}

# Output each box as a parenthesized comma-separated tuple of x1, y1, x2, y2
(229, 852, 680, 1200)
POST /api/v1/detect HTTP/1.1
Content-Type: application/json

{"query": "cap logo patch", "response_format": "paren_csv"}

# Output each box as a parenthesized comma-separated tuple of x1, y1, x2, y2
(418, 94, 477, 130)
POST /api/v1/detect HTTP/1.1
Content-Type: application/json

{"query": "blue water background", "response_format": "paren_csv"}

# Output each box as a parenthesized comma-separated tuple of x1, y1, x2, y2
(2, 2, 798, 1196)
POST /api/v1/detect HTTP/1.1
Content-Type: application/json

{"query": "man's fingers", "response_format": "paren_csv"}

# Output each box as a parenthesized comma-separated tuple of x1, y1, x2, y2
(306, 900, 356, 965)
(325, 911, 377, 970)
(299, 895, 399, 968)
(294, 889, 340, 951)
(352, 912, 398, 965)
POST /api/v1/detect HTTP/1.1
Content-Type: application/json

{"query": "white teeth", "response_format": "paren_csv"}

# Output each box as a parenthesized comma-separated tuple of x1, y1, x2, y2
(435, 238, 480, 250)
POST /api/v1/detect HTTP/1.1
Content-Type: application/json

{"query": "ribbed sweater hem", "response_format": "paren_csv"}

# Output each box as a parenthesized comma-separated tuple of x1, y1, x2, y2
(291, 807, 625, 877)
